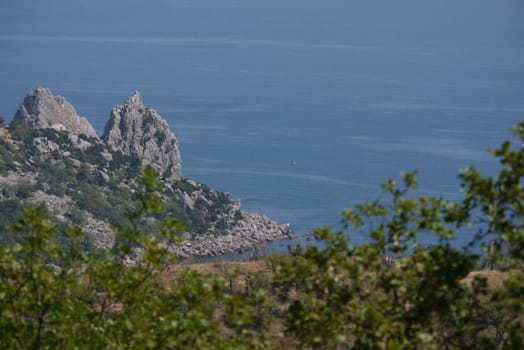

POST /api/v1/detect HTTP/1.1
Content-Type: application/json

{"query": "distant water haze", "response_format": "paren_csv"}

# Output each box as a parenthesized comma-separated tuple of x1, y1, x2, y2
(1, 0, 523, 249)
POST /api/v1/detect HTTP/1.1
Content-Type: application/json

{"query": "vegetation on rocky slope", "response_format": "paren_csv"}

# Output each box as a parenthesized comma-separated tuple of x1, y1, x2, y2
(0, 124, 255, 249)
(0, 87, 293, 256)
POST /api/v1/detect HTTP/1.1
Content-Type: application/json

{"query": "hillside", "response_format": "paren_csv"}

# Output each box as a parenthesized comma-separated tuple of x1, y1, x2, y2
(0, 87, 294, 257)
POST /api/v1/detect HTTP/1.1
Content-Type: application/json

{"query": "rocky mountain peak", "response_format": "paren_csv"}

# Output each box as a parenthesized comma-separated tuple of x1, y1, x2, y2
(12, 87, 98, 138)
(102, 92, 182, 181)
(126, 91, 143, 107)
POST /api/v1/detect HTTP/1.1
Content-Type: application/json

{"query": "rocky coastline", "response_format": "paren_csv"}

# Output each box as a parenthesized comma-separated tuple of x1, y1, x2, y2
(176, 212, 293, 258)
(0, 87, 295, 257)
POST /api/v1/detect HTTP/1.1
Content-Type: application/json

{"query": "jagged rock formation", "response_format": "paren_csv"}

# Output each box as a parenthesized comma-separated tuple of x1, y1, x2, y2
(102, 92, 182, 181)
(12, 87, 98, 138)
(0, 87, 295, 257)
(12, 87, 182, 182)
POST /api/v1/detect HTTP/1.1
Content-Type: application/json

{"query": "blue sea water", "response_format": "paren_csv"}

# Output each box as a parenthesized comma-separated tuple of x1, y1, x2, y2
(1, 0, 523, 249)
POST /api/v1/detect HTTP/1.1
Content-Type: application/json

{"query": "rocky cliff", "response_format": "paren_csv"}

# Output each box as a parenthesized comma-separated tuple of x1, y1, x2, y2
(0, 87, 295, 257)
(102, 92, 182, 181)
(12, 87, 98, 138)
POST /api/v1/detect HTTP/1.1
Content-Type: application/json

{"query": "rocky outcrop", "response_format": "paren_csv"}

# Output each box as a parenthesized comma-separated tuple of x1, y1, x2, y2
(174, 211, 294, 258)
(102, 92, 182, 181)
(1, 87, 296, 259)
(12, 87, 182, 181)
(13, 87, 98, 138)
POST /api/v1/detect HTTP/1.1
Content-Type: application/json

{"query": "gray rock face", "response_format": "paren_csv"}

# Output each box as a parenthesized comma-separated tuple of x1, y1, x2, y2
(13, 87, 98, 138)
(102, 91, 182, 181)
(173, 211, 295, 258)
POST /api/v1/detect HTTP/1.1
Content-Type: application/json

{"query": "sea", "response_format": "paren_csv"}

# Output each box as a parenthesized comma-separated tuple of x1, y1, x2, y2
(1, 0, 523, 251)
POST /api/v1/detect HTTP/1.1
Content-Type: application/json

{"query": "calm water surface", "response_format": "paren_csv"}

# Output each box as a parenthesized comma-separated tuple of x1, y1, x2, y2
(1, 0, 523, 249)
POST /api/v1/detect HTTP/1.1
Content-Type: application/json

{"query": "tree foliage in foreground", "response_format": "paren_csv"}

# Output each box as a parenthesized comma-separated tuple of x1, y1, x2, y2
(275, 122, 524, 349)
(0, 167, 268, 349)
(0, 123, 523, 349)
